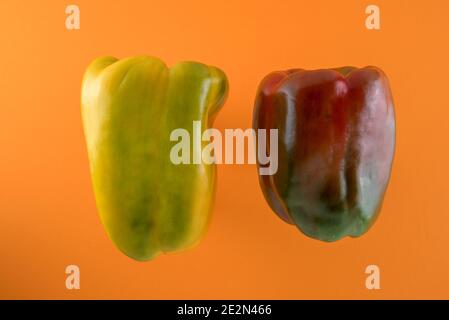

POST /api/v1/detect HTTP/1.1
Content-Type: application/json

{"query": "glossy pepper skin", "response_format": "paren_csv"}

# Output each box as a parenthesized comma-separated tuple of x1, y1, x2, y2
(82, 56, 228, 261)
(253, 67, 395, 242)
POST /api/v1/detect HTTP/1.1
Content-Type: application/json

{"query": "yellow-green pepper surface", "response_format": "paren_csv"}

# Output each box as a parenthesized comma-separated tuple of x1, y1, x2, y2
(81, 56, 228, 261)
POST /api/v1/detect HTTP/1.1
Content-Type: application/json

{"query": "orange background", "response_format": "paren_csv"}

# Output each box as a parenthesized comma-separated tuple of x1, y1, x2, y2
(0, 0, 448, 299)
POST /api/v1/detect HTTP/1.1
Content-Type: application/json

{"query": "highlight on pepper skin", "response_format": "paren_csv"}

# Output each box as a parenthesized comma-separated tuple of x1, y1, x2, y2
(253, 66, 395, 242)
(81, 55, 229, 261)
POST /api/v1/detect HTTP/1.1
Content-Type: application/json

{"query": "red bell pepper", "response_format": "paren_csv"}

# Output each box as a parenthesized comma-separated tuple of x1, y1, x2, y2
(253, 66, 395, 241)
